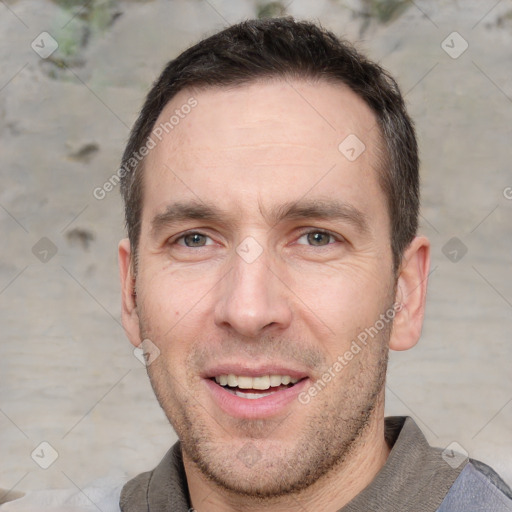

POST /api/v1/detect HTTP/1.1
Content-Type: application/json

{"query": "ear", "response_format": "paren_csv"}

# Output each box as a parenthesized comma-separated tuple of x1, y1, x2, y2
(118, 238, 142, 348)
(389, 236, 430, 351)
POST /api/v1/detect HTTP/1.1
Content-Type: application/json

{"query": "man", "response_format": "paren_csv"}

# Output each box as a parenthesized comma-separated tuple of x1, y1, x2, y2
(1, 16, 509, 512)
(114, 16, 512, 512)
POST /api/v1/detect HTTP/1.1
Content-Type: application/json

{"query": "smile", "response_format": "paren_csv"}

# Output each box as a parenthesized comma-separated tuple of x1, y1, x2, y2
(213, 374, 300, 399)
(205, 371, 309, 419)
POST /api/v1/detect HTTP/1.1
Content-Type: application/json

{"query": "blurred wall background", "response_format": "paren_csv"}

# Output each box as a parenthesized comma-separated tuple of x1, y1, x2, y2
(1, 0, 511, 496)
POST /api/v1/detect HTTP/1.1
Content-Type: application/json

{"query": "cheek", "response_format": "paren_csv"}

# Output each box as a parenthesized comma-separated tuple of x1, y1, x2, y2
(290, 260, 391, 316)
(287, 263, 393, 353)
(136, 265, 215, 345)
(138, 259, 199, 310)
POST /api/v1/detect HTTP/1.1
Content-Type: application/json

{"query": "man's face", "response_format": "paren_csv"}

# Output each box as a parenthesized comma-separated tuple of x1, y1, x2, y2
(124, 79, 399, 496)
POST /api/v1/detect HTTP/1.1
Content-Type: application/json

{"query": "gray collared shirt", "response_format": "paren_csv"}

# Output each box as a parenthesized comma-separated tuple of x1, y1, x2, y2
(2, 417, 511, 511)
(119, 416, 512, 511)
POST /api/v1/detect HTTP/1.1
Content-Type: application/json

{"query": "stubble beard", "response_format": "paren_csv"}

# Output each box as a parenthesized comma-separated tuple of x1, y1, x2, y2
(142, 312, 391, 501)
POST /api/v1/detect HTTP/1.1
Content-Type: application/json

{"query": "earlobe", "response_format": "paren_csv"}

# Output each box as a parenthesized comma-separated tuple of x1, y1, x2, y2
(118, 238, 141, 348)
(389, 236, 430, 352)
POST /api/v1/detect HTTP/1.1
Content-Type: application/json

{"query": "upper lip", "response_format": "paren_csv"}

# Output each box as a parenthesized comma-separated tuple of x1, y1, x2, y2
(202, 363, 310, 380)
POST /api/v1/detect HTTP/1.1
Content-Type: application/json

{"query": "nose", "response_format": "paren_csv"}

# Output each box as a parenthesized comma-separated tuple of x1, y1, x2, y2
(213, 243, 293, 339)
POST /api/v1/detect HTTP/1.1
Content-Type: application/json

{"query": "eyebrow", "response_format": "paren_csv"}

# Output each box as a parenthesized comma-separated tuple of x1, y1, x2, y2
(265, 199, 370, 234)
(150, 198, 370, 238)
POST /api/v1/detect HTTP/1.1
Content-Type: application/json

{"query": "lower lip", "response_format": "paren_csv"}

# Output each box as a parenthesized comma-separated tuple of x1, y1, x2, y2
(204, 378, 309, 419)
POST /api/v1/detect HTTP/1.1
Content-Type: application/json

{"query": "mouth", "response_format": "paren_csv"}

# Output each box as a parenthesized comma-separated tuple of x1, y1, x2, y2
(204, 369, 309, 419)
(211, 374, 303, 399)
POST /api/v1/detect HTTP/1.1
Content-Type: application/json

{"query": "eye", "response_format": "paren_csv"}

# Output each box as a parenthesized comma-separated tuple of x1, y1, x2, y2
(296, 230, 339, 247)
(175, 232, 214, 247)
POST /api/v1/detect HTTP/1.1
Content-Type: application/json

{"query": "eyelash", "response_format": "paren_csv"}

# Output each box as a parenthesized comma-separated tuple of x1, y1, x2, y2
(172, 229, 343, 248)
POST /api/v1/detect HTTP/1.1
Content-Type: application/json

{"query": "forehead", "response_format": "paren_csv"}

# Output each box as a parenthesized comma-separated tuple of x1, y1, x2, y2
(155, 78, 380, 158)
(142, 78, 386, 227)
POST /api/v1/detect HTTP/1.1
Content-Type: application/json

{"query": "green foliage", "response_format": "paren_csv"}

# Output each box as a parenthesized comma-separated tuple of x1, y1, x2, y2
(360, 0, 410, 24)
(50, 0, 119, 59)
(57, 24, 82, 58)
(51, 0, 86, 8)
(256, 1, 287, 19)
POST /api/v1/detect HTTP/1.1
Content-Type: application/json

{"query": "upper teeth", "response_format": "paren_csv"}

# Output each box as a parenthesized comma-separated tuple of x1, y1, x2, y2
(215, 374, 300, 390)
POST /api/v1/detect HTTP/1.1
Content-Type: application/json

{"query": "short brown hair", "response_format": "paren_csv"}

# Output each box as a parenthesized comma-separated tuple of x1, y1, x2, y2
(120, 17, 419, 273)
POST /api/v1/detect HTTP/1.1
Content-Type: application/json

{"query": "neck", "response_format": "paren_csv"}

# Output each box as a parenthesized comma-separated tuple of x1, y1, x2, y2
(184, 399, 391, 512)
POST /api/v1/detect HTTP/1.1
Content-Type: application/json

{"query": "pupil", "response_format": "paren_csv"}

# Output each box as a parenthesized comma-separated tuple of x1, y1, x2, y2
(186, 233, 205, 247)
(308, 232, 328, 246)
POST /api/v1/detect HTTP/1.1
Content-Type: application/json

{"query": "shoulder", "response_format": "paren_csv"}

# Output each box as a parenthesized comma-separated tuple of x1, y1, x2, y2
(437, 458, 512, 512)
(119, 468, 153, 510)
